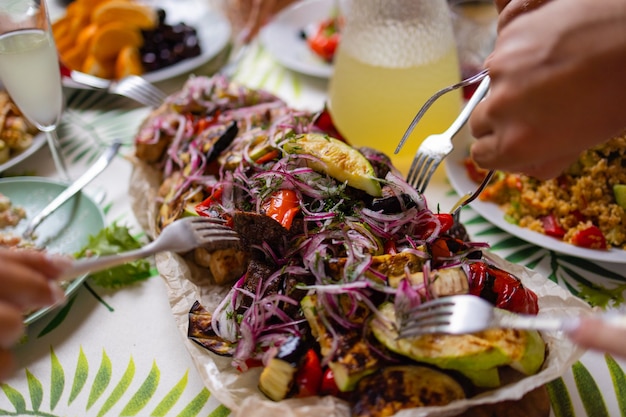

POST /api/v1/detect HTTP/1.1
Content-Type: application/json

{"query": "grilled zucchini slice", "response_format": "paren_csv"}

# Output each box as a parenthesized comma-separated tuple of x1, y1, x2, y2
(352, 365, 465, 417)
(301, 294, 380, 392)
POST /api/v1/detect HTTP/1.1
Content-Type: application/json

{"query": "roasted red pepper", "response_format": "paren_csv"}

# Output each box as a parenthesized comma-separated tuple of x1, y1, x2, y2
(490, 266, 539, 314)
(468, 261, 489, 299)
(306, 17, 342, 62)
(540, 214, 566, 238)
(254, 149, 280, 164)
(428, 236, 471, 268)
(571, 225, 607, 249)
(192, 110, 221, 135)
(293, 349, 323, 398)
(195, 187, 223, 216)
(263, 189, 300, 230)
(468, 261, 539, 315)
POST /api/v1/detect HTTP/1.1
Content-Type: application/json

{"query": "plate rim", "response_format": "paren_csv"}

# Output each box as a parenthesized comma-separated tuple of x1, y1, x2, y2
(0, 176, 106, 324)
(0, 132, 46, 174)
(259, 0, 336, 78)
(445, 132, 626, 264)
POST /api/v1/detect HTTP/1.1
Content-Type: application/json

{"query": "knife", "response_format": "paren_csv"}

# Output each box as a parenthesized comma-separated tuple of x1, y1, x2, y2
(22, 141, 122, 239)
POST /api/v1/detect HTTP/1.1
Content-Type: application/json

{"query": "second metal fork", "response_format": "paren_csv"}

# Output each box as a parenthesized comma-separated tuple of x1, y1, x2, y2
(63, 66, 167, 107)
(398, 294, 626, 338)
(403, 76, 491, 193)
(58, 217, 240, 282)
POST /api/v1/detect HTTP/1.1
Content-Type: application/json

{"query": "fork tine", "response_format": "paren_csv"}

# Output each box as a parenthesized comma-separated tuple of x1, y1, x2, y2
(122, 86, 163, 108)
(196, 228, 239, 237)
(401, 308, 452, 323)
(189, 217, 241, 244)
(406, 152, 428, 186)
(399, 321, 446, 334)
(412, 158, 438, 192)
(398, 324, 451, 338)
(113, 76, 166, 107)
(407, 297, 457, 311)
(189, 216, 226, 223)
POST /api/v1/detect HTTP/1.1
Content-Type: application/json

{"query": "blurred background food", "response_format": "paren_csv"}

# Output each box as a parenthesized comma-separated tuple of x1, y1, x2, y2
(465, 135, 626, 250)
(53, 0, 202, 79)
(0, 91, 36, 164)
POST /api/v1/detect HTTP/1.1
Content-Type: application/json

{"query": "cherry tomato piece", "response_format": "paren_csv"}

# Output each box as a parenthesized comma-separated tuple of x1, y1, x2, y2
(571, 225, 607, 249)
(319, 368, 340, 397)
(293, 349, 323, 398)
(540, 214, 566, 238)
(435, 213, 454, 234)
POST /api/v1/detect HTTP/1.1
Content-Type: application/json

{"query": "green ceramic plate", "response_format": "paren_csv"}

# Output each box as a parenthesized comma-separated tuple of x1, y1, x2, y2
(0, 177, 105, 324)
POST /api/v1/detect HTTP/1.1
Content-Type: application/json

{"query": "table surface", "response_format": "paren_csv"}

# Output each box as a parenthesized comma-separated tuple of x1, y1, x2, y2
(1, 1, 625, 416)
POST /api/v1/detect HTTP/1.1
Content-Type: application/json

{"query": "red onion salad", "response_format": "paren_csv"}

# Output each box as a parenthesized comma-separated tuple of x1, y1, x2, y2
(135, 75, 538, 381)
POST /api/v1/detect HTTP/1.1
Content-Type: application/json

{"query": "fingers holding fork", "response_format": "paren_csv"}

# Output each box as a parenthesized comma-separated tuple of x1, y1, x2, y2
(223, 0, 297, 43)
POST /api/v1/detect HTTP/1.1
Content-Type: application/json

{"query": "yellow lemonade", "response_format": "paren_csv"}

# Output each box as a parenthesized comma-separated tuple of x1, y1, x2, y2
(328, 46, 462, 175)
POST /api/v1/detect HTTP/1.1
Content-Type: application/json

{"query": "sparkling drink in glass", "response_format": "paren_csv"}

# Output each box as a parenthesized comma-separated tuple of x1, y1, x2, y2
(0, 0, 69, 179)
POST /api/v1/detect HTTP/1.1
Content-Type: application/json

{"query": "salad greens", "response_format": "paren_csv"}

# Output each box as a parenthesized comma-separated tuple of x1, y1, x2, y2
(75, 223, 152, 289)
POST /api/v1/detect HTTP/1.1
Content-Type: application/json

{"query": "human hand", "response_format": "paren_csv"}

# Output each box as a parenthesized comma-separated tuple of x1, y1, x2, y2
(493, 0, 551, 30)
(469, 0, 626, 179)
(566, 315, 626, 359)
(223, 0, 298, 43)
(0, 248, 70, 380)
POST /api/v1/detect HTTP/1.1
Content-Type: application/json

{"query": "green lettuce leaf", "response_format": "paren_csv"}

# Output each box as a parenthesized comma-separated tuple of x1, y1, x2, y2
(75, 223, 152, 289)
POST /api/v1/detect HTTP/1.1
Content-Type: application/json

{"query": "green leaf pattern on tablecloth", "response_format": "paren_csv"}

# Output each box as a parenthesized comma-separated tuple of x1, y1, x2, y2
(2, 350, 626, 417)
(69, 347, 89, 405)
(573, 361, 610, 417)
(547, 377, 575, 417)
(0, 349, 222, 417)
(607, 354, 626, 414)
(25, 370, 42, 412)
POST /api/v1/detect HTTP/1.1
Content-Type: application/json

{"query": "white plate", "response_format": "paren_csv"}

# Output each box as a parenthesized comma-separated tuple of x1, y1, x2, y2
(60, 0, 231, 86)
(259, 0, 336, 78)
(445, 132, 626, 264)
(0, 133, 46, 174)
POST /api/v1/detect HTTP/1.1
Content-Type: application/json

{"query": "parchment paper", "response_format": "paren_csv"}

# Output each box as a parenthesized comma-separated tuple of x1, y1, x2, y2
(129, 159, 591, 417)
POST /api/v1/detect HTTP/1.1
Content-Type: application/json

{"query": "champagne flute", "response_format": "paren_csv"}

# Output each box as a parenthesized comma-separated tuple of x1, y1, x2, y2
(0, 0, 69, 180)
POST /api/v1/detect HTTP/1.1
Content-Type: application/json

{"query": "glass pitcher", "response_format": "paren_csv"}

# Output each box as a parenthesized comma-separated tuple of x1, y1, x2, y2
(328, 0, 461, 175)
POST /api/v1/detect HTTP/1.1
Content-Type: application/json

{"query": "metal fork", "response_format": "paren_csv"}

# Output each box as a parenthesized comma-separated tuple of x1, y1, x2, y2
(450, 168, 495, 223)
(398, 295, 626, 338)
(402, 76, 491, 193)
(395, 68, 489, 155)
(57, 217, 240, 282)
(62, 66, 167, 107)
(109, 75, 167, 107)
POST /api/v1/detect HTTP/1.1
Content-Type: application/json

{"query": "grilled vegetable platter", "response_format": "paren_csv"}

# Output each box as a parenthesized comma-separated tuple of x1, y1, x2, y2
(129, 75, 591, 417)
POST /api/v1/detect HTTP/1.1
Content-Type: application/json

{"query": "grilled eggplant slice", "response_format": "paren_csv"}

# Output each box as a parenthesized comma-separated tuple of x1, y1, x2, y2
(352, 365, 466, 417)
(187, 301, 234, 356)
